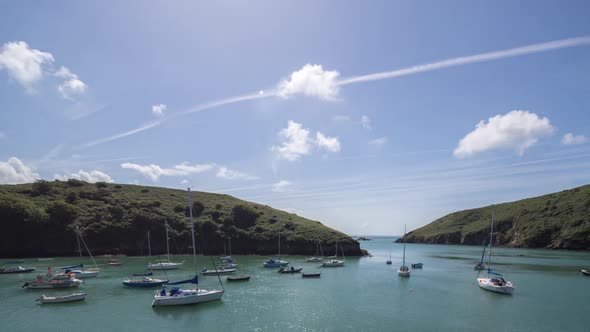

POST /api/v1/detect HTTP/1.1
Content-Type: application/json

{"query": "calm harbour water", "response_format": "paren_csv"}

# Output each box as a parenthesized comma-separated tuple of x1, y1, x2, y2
(1, 237, 589, 331)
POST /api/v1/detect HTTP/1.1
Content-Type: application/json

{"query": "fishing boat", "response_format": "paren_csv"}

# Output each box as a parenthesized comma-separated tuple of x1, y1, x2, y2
(322, 243, 345, 267)
(37, 293, 87, 304)
(263, 230, 289, 267)
(148, 220, 184, 270)
(477, 213, 514, 295)
(23, 268, 83, 289)
(411, 263, 423, 268)
(152, 188, 224, 307)
(302, 273, 321, 278)
(398, 225, 410, 277)
(306, 239, 324, 262)
(107, 259, 122, 266)
(278, 267, 302, 273)
(201, 267, 236, 275)
(227, 275, 250, 282)
(123, 276, 168, 288)
(581, 269, 590, 276)
(474, 243, 487, 270)
(0, 266, 36, 274)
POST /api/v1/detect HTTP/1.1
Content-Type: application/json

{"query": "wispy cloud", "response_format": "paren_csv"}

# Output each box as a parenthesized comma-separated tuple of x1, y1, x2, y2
(216, 166, 258, 180)
(562, 133, 587, 145)
(120, 161, 214, 181)
(272, 180, 292, 192)
(84, 121, 162, 148)
(152, 104, 166, 116)
(272, 121, 342, 161)
(55, 169, 114, 183)
(338, 36, 590, 86)
(369, 137, 387, 147)
(361, 115, 371, 129)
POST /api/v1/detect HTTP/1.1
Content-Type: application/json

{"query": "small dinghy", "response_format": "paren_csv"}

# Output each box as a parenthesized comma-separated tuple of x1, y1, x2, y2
(581, 269, 590, 276)
(302, 273, 321, 278)
(411, 263, 423, 269)
(278, 267, 302, 274)
(227, 275, 251, 282)
(107, 259, 122, 266)
(201, 267, 236, 275)
(37, 293, 87, 304)
(0, 266, 36, 274)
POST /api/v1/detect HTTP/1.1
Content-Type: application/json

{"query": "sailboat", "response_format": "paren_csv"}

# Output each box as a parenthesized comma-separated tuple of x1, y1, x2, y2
(23, 267, 83, 289)
(306, 239, 324, 262)
(477, 212, 514, 294)
(263, 229, 289, 268)
(386, 251, 392, 265)
(148, 220, 185, 270)
(474, 242, 487, 270)
(54, 228, 101, 279)
(398, 225, 410, 277)
(322, 243, 344, 267)
(152, 188, 224, 306)
(220, 238, 237, 268)
(123, 231, 168, 288)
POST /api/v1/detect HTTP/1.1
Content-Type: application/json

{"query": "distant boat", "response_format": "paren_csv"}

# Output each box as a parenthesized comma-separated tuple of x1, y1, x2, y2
(0, 266, 36, 274)
(411, 263, 423, 269)
(581, 269, 590, 276)
(148, 220, 185, 270)
(398, 225, 410, 277)
(220, 238, 238, 269)
(123, 277, 168, 288)
(201, 267, 236, 275)
(322, 243, 345, 267)
(227, 275, 250, 282)
(54, 264, 99, 279)
(476, 212, 514, 295)
(37, 292, 87, 304)
(36, 258, 54, 262)
(264, 230, 289, 268)
(23, 267, 83, 289)
(306, 239, 324, 262)
(474, 243, 487, 270)
(151, 188, 224, 307)
(302, 273, 321, 278)
(107, 259, 122, 266)
(386, 251, 392, 265)
(278, 267, 302, 274)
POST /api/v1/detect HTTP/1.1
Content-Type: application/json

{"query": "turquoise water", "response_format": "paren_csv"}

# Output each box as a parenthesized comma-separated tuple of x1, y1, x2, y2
(1, 238, 590, 331)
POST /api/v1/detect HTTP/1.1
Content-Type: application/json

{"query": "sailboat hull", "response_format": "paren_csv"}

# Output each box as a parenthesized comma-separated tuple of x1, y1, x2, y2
(477, 278, 514, 294)
(152, 289, 224, 306)
(148, 262, 184, 270)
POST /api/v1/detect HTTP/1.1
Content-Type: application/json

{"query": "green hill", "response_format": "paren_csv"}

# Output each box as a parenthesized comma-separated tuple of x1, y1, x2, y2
(0, 180, 361, 257)
(399, 184, 590, 250)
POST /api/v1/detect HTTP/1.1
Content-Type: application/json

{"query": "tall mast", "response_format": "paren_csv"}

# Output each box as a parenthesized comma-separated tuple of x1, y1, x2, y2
(229, 237, 232, 256)
(147, 230, 152, 257)
(278, 229, 281, 258)
(76, 226, 82, 257)
(165, 219, 170, 262)
(488, 212, 494, 269)
(402, 224, 406, 266)
(188, 188, 196, 268)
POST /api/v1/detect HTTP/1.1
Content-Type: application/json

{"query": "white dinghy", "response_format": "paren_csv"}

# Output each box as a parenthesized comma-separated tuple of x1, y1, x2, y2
(37, 293, 87, 304)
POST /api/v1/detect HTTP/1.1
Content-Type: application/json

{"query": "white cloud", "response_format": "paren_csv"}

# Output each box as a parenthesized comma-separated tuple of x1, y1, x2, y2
(0, 41, 54, 91)
(216, 166, 258, 180)
(453, 110, 554, 158)
(272, 121, 312, 161)
(361, 115, 371, 129)
(0, 157, 41, 184)
(121, 162, 214, 181)
(316, 132, 341, 152)
(277, 64, 340, 100)
(561, 133, 587, 145)
(152, 104, 166, 116)
(54, 66, 87, 100)
(272, 180, 292, 192)
(369, 137, 388, 147)
(54, 170, 114, 183)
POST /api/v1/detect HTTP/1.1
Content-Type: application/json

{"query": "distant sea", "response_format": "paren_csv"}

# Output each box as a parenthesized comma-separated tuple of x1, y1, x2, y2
(1, 237, 589, 331)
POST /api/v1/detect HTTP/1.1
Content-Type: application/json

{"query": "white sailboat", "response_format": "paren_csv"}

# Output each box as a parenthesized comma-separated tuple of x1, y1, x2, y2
(123, 231, 168, 287)
(477, 212, 514, 294)
(55, 228, 101, 279)
(306, 239, 324, 262)
(220, 238, 237, 268)
(148, 220, 185, 270)
(322, 243, 344, 267)
(152, 188, 224, 306)
(398, 225, 410, 277)
(263, 228, 288, 268)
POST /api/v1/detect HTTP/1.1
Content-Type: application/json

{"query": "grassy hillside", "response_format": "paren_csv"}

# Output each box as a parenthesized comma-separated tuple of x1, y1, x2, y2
(0, 180, 361, 257)
(400, 185, 590, 250)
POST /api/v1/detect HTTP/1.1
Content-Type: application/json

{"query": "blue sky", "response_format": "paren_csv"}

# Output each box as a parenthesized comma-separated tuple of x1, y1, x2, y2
(1, 1, 589, 235)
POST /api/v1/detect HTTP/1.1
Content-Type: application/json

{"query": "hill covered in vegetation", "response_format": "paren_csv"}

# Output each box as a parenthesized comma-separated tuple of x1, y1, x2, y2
(399, 185, 590, 250)
(0, 180, 361, 257)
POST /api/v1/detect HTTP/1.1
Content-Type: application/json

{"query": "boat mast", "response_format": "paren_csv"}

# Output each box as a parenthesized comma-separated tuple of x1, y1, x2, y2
(165, 219, 170, 263)
(488, 212, 494, 272)
(278, 228, 281, 258)
(76, 226, 82, 257)
(229, 237, 232, 257)
(188, 188, 196, 269)
(402, 225, 406, 266)
(147, 230, 152, 257)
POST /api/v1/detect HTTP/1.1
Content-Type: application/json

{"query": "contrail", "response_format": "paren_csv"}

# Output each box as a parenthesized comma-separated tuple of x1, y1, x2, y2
(83, 36, 590, 148)
(338, 36, 590, 85)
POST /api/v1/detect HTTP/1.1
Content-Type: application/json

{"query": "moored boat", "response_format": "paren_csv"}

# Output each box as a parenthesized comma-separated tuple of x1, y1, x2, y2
(398, 225, 410, 277)
(580, 269, 590, 276)
(107, 259, 122, 266)
(0, 266, 36, 274)
(123, 277, 168, 288)
(37, 293, 87, 304)
(227, 275, 251, 282)
(201, 267, 236, 275)
(302, 273, 321, 278)
(322, 243, 345, 267)
(278, 267, 302, 273)
(411, 263, 423, 268)
(476, 213, 515, 295)
(263, 258, 289, 268)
